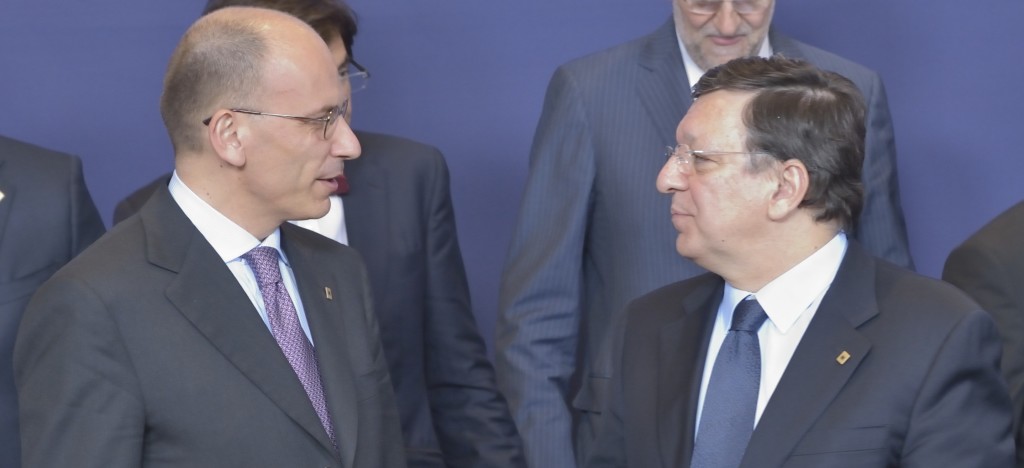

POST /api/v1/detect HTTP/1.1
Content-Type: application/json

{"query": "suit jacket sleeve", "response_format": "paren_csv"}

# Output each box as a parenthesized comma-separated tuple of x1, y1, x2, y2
(856, 75, 914, 269)
(353, 250, 410, 468)
(418, 148, 526, 467)
(14, 275, 145, 468)
(496, 64, 597, 468)
(901, 308, 1015, 467)
(943, 241, 1024, 465)
(68, 154, 105, 253)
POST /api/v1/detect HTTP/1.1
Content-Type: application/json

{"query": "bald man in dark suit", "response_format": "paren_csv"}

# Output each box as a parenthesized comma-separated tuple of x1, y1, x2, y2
(14, 8, 404, 467)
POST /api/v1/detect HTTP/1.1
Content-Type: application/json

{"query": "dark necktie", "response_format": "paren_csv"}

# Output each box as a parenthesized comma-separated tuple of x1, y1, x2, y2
(332, 174, 349, 195)
(243, 246, 336, 446)
(691, 296, 768, 468)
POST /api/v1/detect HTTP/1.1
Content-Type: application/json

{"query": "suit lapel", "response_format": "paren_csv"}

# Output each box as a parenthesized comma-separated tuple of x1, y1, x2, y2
(283, 226, 362, 468)
(657, 280, 722, 468)
(637, 19, 691, 148)
(141, 188, 339, 457)
(740, 244, 878, 467)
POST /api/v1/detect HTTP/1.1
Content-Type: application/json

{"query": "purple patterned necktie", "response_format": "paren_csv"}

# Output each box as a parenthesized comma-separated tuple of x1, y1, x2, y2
(243, 246, 336, 447)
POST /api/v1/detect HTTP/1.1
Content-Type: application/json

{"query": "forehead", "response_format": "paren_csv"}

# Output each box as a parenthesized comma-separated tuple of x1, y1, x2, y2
(677, 90, 753, 147)
(261, 38, 341, 106)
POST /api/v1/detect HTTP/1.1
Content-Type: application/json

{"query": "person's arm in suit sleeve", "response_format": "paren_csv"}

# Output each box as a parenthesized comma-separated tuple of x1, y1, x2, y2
(943, 242, 1024, 464)
(67, 154, 105, 253)
(855, 75, 914, 269)
(14, 276, 144, 468)
(581, 310, 628, 468)
(352, 253, 408, 468)
(496, 64, 596, 468)
(418, 149, 526, 467)
(902, 308, 1015, 467)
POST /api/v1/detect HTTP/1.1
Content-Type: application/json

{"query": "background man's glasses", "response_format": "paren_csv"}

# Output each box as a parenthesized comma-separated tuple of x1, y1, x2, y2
(682, 0, 769, 15)
(202, 99, 350, 140)
(343, 59, 371, 93)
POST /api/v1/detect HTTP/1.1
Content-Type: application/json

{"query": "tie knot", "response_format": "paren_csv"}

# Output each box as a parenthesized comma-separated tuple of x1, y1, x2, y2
(731, 297, 768, 332)
(243, 246, 283, 288)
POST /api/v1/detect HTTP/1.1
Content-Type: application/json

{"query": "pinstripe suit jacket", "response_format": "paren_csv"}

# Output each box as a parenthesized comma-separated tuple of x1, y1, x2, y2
(495, 19, 913, 468)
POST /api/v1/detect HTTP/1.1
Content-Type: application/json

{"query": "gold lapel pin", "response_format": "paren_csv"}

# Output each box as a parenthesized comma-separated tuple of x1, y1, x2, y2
(836, 350, 851, 365)
(324, 287, 333, 300)
(0, 190, 5, 203)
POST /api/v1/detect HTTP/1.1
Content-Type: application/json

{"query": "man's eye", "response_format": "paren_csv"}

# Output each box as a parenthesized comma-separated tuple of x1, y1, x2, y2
(692, 154, 715, 164)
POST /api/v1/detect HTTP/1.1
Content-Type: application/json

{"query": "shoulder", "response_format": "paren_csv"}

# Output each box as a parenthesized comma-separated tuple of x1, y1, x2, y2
(871, 259, 985, 329)
(350, 130, 449, 190)
(956, 201, 1024, 254)
(354, 131, 443, 160)
(0, 135, 79, 182)
(554, 20, 673, 86)
(627, 273, 720, 326)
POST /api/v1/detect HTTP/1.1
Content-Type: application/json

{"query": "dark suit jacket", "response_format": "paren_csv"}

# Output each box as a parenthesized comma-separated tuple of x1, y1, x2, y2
(496, 19, 914, 467)
(944, 200, 1024, 466)
(585, 243, 1014, 468)
(15, 186, 405, 467)
(0, 135, 104, 468)
(113, 131, 524, 468)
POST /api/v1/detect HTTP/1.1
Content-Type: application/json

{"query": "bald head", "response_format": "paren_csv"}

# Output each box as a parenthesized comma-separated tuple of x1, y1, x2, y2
(160, 7, 335, 154)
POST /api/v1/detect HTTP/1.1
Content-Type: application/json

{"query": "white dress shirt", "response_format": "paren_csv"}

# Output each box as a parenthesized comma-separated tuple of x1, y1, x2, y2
(678, 34, 774, 89)
(694, 232, 848, 435)
(290, 194, 349, 245)
(168, 171, 316, 344)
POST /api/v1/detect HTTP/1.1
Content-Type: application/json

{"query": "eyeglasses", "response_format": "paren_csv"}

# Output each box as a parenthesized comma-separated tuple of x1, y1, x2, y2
(665, 144, 769, 175)
(681, 0, 770, 15)
(202, 99, 349, 140)
(342, 59, 371, 93)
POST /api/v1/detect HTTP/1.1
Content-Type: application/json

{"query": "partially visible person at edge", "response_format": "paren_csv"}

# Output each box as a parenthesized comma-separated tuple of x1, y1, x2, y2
(0, 134, 105, 468)
(113, 1, 524, 467)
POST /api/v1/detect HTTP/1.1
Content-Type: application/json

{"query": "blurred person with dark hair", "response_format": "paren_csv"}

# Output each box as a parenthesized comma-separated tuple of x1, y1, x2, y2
(584, 56, 1012, 468)
(113, 1, 523, 467)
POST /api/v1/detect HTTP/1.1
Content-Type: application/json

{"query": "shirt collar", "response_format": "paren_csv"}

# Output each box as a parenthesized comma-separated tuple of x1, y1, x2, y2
(722, 232, 848, 332)
(167, 171, 287, 265)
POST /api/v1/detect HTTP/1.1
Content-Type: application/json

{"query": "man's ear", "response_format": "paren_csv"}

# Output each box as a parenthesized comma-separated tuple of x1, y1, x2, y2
(207, 110, 246, 168)
(767, 159, 809, 221)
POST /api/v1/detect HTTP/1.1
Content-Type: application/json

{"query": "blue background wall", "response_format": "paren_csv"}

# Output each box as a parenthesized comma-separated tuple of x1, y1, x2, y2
(2, 0, 1023, 348)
